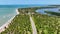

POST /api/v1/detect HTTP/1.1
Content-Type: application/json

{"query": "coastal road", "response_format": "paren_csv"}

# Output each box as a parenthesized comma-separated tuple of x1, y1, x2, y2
(30, 16, 37, 34)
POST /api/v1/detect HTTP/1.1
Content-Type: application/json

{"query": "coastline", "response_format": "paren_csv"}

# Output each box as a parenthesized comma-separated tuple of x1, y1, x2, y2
(0, 9, 19, 33)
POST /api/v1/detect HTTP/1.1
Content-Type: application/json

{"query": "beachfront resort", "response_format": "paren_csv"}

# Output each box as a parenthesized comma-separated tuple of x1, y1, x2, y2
(0, 6, 60, 34)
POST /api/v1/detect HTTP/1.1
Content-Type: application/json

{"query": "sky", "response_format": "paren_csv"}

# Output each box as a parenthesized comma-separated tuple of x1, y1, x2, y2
(0, 0, 60, 5)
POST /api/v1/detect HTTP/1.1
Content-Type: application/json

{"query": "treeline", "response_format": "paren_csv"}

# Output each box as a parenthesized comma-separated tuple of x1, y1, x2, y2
(45, 11, 60, 16)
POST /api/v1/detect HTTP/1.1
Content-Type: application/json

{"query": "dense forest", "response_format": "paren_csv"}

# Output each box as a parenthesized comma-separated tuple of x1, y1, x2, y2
(32, 14, 60, 34)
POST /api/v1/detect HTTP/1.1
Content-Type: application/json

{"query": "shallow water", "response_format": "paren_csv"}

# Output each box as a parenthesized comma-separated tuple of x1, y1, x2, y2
(0, 8, 17, 27)
(36, 8, 60, 14)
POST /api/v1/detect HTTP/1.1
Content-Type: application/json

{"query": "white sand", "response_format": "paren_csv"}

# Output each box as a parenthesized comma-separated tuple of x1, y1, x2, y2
(0, 9, 19, 33)
(16, 9, 19, 14)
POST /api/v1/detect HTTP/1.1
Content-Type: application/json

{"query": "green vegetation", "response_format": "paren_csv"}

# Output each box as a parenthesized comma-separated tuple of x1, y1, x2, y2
(32, 14, 60, 34)
(1, 6, 60, 34)
(49, 5, 60, 7)
(1, 12, 32, 34)
(45, 11, 60, 16)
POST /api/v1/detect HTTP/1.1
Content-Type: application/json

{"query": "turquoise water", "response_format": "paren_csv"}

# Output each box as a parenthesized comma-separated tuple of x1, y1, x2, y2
(0, 8, 17, 26)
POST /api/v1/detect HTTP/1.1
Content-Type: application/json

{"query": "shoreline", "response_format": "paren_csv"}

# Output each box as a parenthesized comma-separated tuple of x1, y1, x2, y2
(0, 9, 19, 33)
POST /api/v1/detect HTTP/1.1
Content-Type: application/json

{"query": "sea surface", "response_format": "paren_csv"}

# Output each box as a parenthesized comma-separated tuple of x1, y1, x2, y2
(0, 8, 17, 26)
(36, 8, 60, 14)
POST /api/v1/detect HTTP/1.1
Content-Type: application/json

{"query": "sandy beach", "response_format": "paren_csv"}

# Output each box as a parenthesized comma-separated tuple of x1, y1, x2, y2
(16, 9, 19, 14)
(0, 9, 19, 33)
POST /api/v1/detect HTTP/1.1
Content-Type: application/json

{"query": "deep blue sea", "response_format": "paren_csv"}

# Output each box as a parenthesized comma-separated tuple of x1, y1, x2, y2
(0, 5, 48, 8)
